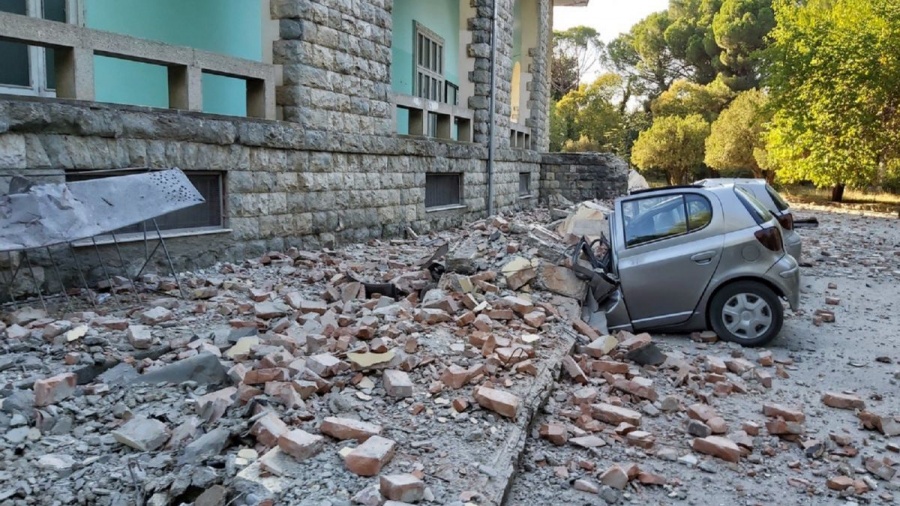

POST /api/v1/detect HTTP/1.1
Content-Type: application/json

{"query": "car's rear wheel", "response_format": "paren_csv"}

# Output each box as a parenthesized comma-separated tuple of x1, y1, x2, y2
(709, 281, 783, 347)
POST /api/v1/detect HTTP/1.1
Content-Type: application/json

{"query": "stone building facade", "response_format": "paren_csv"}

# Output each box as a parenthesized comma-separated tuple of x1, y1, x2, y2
(0, 0, 620, 291)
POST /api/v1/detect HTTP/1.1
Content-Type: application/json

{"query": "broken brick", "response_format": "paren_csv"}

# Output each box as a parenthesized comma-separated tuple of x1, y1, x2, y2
(250, 412, 289, 447)
(320, 417, 383, 442)
(822, 392, 865, 410)
(34, 373, 77, 407)
(540, 423, 568, 445)
(687, 403, 717, 422)
(278, 429, 324, 461)
(474, 385, 520, 419)
(380, 474, 425, 503)
(692, 436, 741, 463)
(344, 435, 396, 476)
(562, 355, 588, 384)
(592, 403, 642, 426)
(762, 403, 805, 423)
(383, 369, 414, 398)
(599, 465, 629, 489)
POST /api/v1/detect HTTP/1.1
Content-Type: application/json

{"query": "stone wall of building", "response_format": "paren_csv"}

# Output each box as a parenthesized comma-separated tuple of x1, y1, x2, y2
(468, 0, 514, 147)
(272, 0, 395, 137)
(540, 152, 629, 204)
(0, 98, 539, 289)
(527, 0, 552, 151)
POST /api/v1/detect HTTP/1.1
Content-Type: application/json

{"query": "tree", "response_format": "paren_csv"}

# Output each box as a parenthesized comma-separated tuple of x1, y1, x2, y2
(551, 53, 579, 101)
(651, 78, 735, 122)
(631, 114, 711, 185)
(665, 0, 724, 84)
(552, 26, 605, 99)
(548, 100, 568, 151)
(555, 73, 627, 153)
(606, 12, 690, 110)
(712, 0, 776, 91)
(705, 89, 772, 179)
(763, 0, 900, 201)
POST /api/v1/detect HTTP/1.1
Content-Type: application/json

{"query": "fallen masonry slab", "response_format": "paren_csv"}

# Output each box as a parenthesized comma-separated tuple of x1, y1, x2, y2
(130, 353, 227, 386)
(113, 416, 170, 452)
(320, 417, 383, 442)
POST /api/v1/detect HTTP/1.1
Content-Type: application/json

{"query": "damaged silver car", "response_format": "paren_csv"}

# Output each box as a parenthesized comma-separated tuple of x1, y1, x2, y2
(577, 184, 800, 347)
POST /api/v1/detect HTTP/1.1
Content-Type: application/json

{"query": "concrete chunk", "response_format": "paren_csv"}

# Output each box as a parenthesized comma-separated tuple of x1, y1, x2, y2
(113, 416, 170, 451)
(383, 369, 413, 398)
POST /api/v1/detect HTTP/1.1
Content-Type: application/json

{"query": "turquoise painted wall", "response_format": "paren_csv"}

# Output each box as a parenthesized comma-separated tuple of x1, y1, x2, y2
(392, 0, 460, 136)
(85, 0, 261, 116)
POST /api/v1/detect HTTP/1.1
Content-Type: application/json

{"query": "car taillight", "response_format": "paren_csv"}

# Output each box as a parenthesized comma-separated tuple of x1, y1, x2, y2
(776, 212, 794, 230)
(755, 226, 784, 252)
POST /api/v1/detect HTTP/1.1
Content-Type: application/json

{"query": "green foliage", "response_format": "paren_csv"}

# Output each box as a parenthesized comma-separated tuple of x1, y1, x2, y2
(555, 74, 627, 153)
(631, 114, 711, 184)
(705, 89, 771, 178)
(552, 26, 605, 98)
(548, 100, 569, 152)
(712, 0, 775, 90)
(562, 135, 603, 153)
(763, 0, 900, 194)
(651, 78, 735, 122)
(665, 0, 724, 84)
(607, 12, 689, 110)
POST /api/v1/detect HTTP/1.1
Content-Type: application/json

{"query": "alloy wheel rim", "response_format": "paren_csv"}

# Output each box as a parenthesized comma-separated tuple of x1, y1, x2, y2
(722, 293, 773, 340)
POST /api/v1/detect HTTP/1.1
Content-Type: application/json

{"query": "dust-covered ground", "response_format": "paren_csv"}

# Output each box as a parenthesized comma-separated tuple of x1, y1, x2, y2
(507, 207, 900, 506)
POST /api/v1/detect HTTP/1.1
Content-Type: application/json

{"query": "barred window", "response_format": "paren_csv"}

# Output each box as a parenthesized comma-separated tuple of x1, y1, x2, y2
(425, 173, 462, 208)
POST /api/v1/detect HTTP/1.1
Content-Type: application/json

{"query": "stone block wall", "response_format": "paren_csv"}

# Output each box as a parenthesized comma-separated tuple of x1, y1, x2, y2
(272, 0, 395, 137)
(526, 0, 552, 151)
(540, 152, 629, 204)
(0, 98, 538, 287)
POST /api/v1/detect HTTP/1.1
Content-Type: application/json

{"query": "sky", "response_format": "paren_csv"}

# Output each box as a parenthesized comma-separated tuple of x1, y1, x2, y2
(552, 0, 669, 43)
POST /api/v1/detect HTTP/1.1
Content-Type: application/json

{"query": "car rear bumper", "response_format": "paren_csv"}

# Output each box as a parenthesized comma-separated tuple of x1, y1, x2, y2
(767, 254, 800, 310)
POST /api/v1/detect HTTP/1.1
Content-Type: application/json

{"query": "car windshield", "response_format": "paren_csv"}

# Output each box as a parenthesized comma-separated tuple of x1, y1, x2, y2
(765, 184, 790, 211)
(734, 186, 773, 225)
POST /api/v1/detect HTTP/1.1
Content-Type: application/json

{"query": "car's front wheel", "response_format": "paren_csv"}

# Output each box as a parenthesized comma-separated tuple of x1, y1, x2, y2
(709, 281, 783, 347)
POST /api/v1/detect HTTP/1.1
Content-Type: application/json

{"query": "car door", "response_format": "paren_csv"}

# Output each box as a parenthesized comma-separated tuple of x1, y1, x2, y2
(613, 191, 725, 329)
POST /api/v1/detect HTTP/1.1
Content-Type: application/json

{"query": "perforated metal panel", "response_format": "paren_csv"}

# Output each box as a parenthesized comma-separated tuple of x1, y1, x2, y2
(0, 168, 205, 251)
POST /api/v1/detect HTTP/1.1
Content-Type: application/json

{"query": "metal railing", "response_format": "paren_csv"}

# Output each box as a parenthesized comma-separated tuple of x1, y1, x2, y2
(0, 11, 276, 119)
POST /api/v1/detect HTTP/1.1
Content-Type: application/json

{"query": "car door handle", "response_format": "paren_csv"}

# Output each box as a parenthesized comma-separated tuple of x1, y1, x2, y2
(691, 251, 717, 264)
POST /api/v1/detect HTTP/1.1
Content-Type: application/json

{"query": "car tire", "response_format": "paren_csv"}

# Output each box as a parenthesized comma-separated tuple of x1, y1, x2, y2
(709, 281, 784, 347)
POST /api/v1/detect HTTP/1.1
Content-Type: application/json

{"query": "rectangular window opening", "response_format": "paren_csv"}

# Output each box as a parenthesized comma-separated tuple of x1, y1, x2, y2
(65, 169, 225, 234)
(425, 173, 462, 208)
(519, 172, 531, 196)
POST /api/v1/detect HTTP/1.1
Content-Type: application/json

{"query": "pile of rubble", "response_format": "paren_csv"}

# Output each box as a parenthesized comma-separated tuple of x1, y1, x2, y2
(1, 204, 898, 506)
(0, 207, 606, 506)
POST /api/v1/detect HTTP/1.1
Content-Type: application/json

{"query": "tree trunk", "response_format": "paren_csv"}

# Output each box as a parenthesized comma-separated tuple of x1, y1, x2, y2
(831, 184, 845, 202)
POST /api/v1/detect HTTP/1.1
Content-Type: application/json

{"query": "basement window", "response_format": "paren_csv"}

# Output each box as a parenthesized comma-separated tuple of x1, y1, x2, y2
(425, 173, 462, 209)
(519, 172, 531, 196)
(65, 169, 225, 235)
